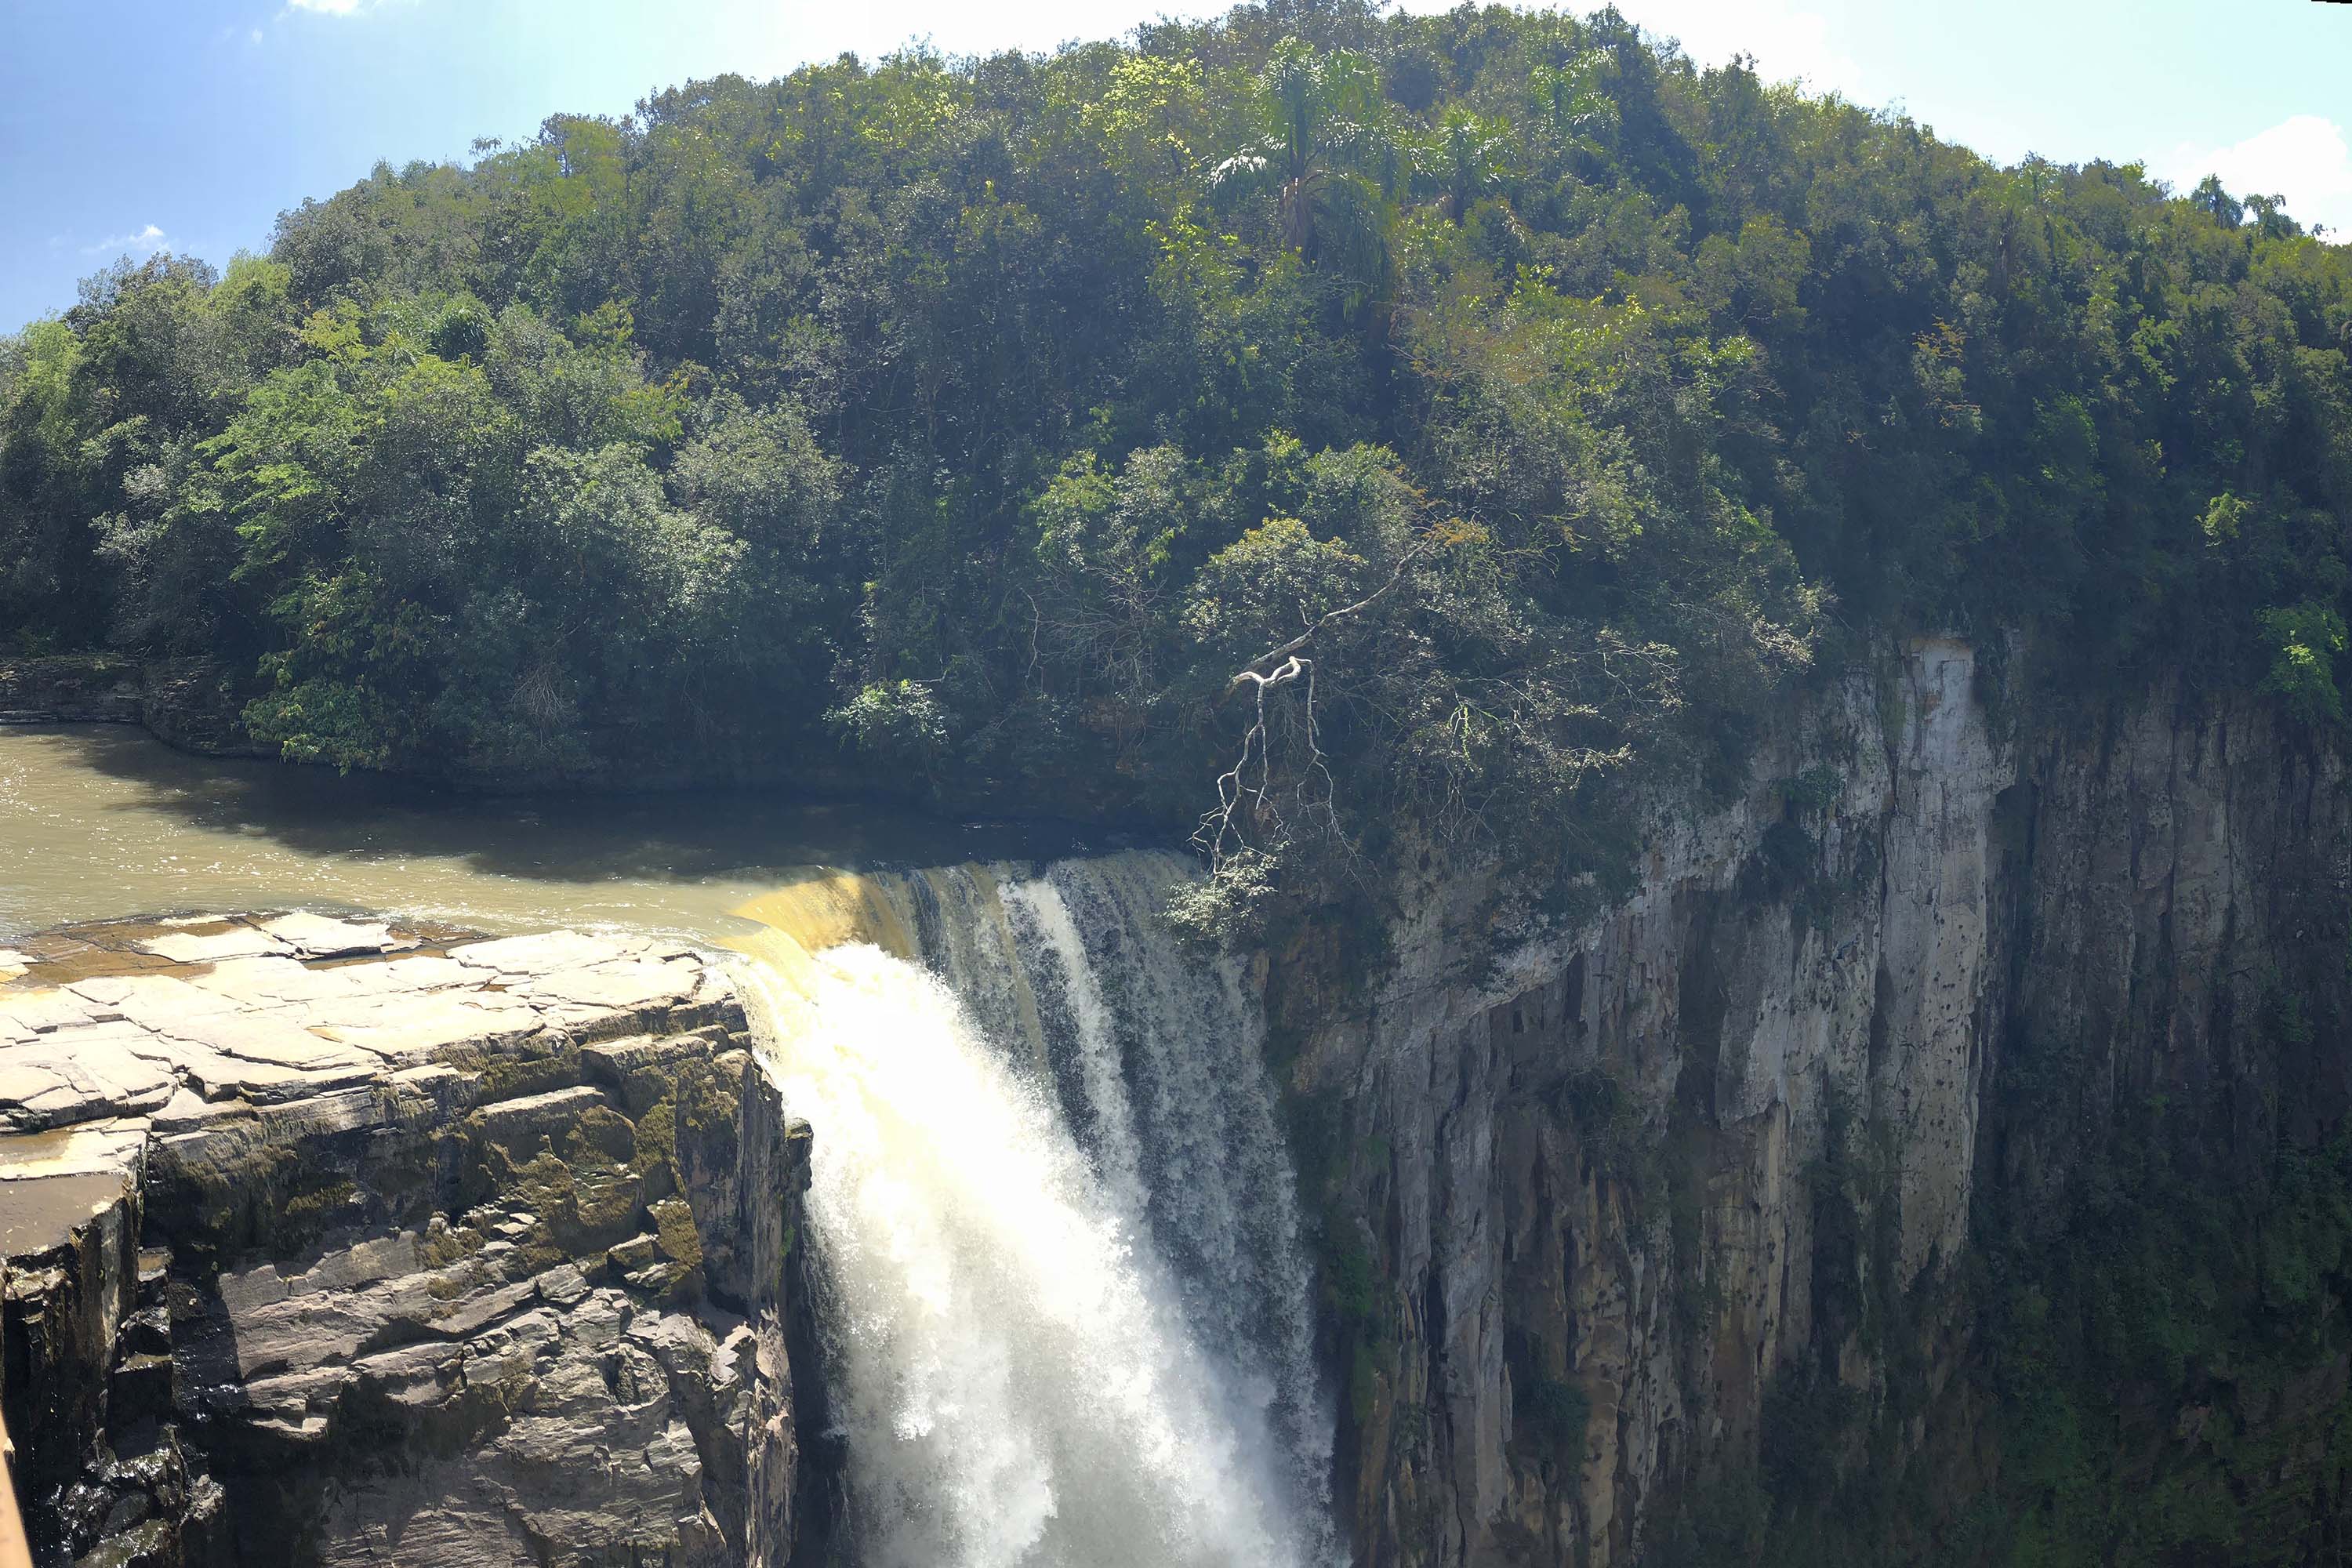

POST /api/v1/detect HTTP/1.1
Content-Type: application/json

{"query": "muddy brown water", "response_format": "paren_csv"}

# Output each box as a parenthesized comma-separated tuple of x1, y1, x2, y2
(0, 724, 1112, 943)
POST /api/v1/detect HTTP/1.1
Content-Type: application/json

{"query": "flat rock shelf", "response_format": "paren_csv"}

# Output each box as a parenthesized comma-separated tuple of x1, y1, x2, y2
(0, 914, 816, 1568)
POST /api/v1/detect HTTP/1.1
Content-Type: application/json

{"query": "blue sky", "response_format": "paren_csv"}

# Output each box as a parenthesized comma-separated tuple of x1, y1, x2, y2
(4, 0, 2347, 331)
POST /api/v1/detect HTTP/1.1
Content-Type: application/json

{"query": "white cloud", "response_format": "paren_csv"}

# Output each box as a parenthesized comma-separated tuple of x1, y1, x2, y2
(83, 223, 169, 259)
(277, 0, 415, 21)
(2169, 115, 2352, 238)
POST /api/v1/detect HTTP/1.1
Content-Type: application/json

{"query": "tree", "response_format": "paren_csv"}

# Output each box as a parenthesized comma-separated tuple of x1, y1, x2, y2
(1421, 105, 1511, 223)
(1526, 48, 1616, 162)
(2259, 601, 2347, 727)
(2190, 173, 2243, 229)
(0, 2, 2346, 909)
(1209, 38, 1405, 307)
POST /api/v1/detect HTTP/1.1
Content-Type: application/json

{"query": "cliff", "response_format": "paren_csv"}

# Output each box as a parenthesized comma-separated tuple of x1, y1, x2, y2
(1288, 639, 2352, 1565)
(0, 915, 816, 1568)
(9, 637, 2345, 1566)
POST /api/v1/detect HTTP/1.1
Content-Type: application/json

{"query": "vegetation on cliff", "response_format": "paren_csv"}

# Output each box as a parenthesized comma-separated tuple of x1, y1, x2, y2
(4, 1, 2347, 931)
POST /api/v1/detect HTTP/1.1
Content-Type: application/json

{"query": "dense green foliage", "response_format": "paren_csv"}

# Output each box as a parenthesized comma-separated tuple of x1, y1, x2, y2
(5, 2, 2350, 923)
(10, 9, 2352, 1559)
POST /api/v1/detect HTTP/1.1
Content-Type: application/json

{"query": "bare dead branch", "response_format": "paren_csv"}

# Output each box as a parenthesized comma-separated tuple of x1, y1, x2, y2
(1221, 535, 1436, 699)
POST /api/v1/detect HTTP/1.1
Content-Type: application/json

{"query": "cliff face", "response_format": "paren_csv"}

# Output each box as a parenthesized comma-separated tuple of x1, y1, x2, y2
(1289, 640, 2351, 1566)
(9, 643, 2343, 1565)
(1, 916, 817, 1568)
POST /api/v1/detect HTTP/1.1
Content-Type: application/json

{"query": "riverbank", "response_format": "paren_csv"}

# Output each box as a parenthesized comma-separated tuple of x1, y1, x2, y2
(0, 656, 255, 757)
(0, 912, 816, 1567)
(0, 654, 1170, 824)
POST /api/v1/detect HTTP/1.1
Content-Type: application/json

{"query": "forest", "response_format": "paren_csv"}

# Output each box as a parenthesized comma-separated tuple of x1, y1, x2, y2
(3, 0, 2349, 936)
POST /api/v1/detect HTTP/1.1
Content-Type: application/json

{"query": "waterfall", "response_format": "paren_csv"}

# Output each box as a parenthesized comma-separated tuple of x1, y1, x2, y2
(997, 875, 1150, 1221)
(732, 851, 1336, 1568)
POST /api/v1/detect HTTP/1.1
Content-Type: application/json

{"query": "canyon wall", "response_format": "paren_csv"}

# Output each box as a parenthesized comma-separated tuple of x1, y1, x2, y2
(1290, 639, 2351, 1565)
(9, 639, 2345, 1566)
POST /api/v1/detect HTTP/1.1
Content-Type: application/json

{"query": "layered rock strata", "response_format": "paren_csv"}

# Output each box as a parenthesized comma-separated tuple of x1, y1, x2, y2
(0, 658, 250, 753)
(0, 915, 811, 1568)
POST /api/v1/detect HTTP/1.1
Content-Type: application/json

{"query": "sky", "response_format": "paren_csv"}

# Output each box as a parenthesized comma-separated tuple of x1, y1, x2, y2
(3, 0, 2347, 330)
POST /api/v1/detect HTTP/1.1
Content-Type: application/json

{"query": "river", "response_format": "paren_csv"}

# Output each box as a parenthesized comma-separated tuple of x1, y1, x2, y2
(1, 724, 1338, 1567)
(0, 723, 1096, 941)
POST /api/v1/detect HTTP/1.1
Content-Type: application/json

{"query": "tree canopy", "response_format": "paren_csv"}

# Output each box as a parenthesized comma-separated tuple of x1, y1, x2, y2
(5, 2, 2348, 927)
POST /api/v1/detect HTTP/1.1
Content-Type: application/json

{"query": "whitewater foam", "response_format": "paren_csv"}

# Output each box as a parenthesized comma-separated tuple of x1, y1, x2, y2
(735, 851, 1334, 1567)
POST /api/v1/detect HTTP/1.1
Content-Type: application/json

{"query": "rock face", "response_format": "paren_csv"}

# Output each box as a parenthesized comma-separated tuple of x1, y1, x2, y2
(11, 641, 2340, 1566)
(0, 657, 252, 751)
(1290, 640, 2350, 1566)
(0, 916, 815, 1568)
(0, 658, 143, 727)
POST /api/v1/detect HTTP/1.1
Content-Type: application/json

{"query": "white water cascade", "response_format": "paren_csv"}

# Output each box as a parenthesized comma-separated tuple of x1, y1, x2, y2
(731, 851, 1337, 1568)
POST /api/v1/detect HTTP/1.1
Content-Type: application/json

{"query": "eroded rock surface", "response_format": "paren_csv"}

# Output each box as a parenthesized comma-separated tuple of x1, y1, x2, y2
(1292, 641, 2352, 1566)
(0, 916, 813, 1568)
(0, 658, 250, 750)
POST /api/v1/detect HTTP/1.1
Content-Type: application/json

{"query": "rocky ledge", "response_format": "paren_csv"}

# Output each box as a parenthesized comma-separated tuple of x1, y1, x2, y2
(0, 658, 253, 754)
(0, 914, 813, 1568)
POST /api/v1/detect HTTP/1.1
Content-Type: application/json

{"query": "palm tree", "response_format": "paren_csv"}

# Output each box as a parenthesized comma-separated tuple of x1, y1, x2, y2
(2190, 174, 2243, 230)
(1209, 39, 1403, 308)
(1527, 49, 1615, 161)
(1425, 105, 1510, 223)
